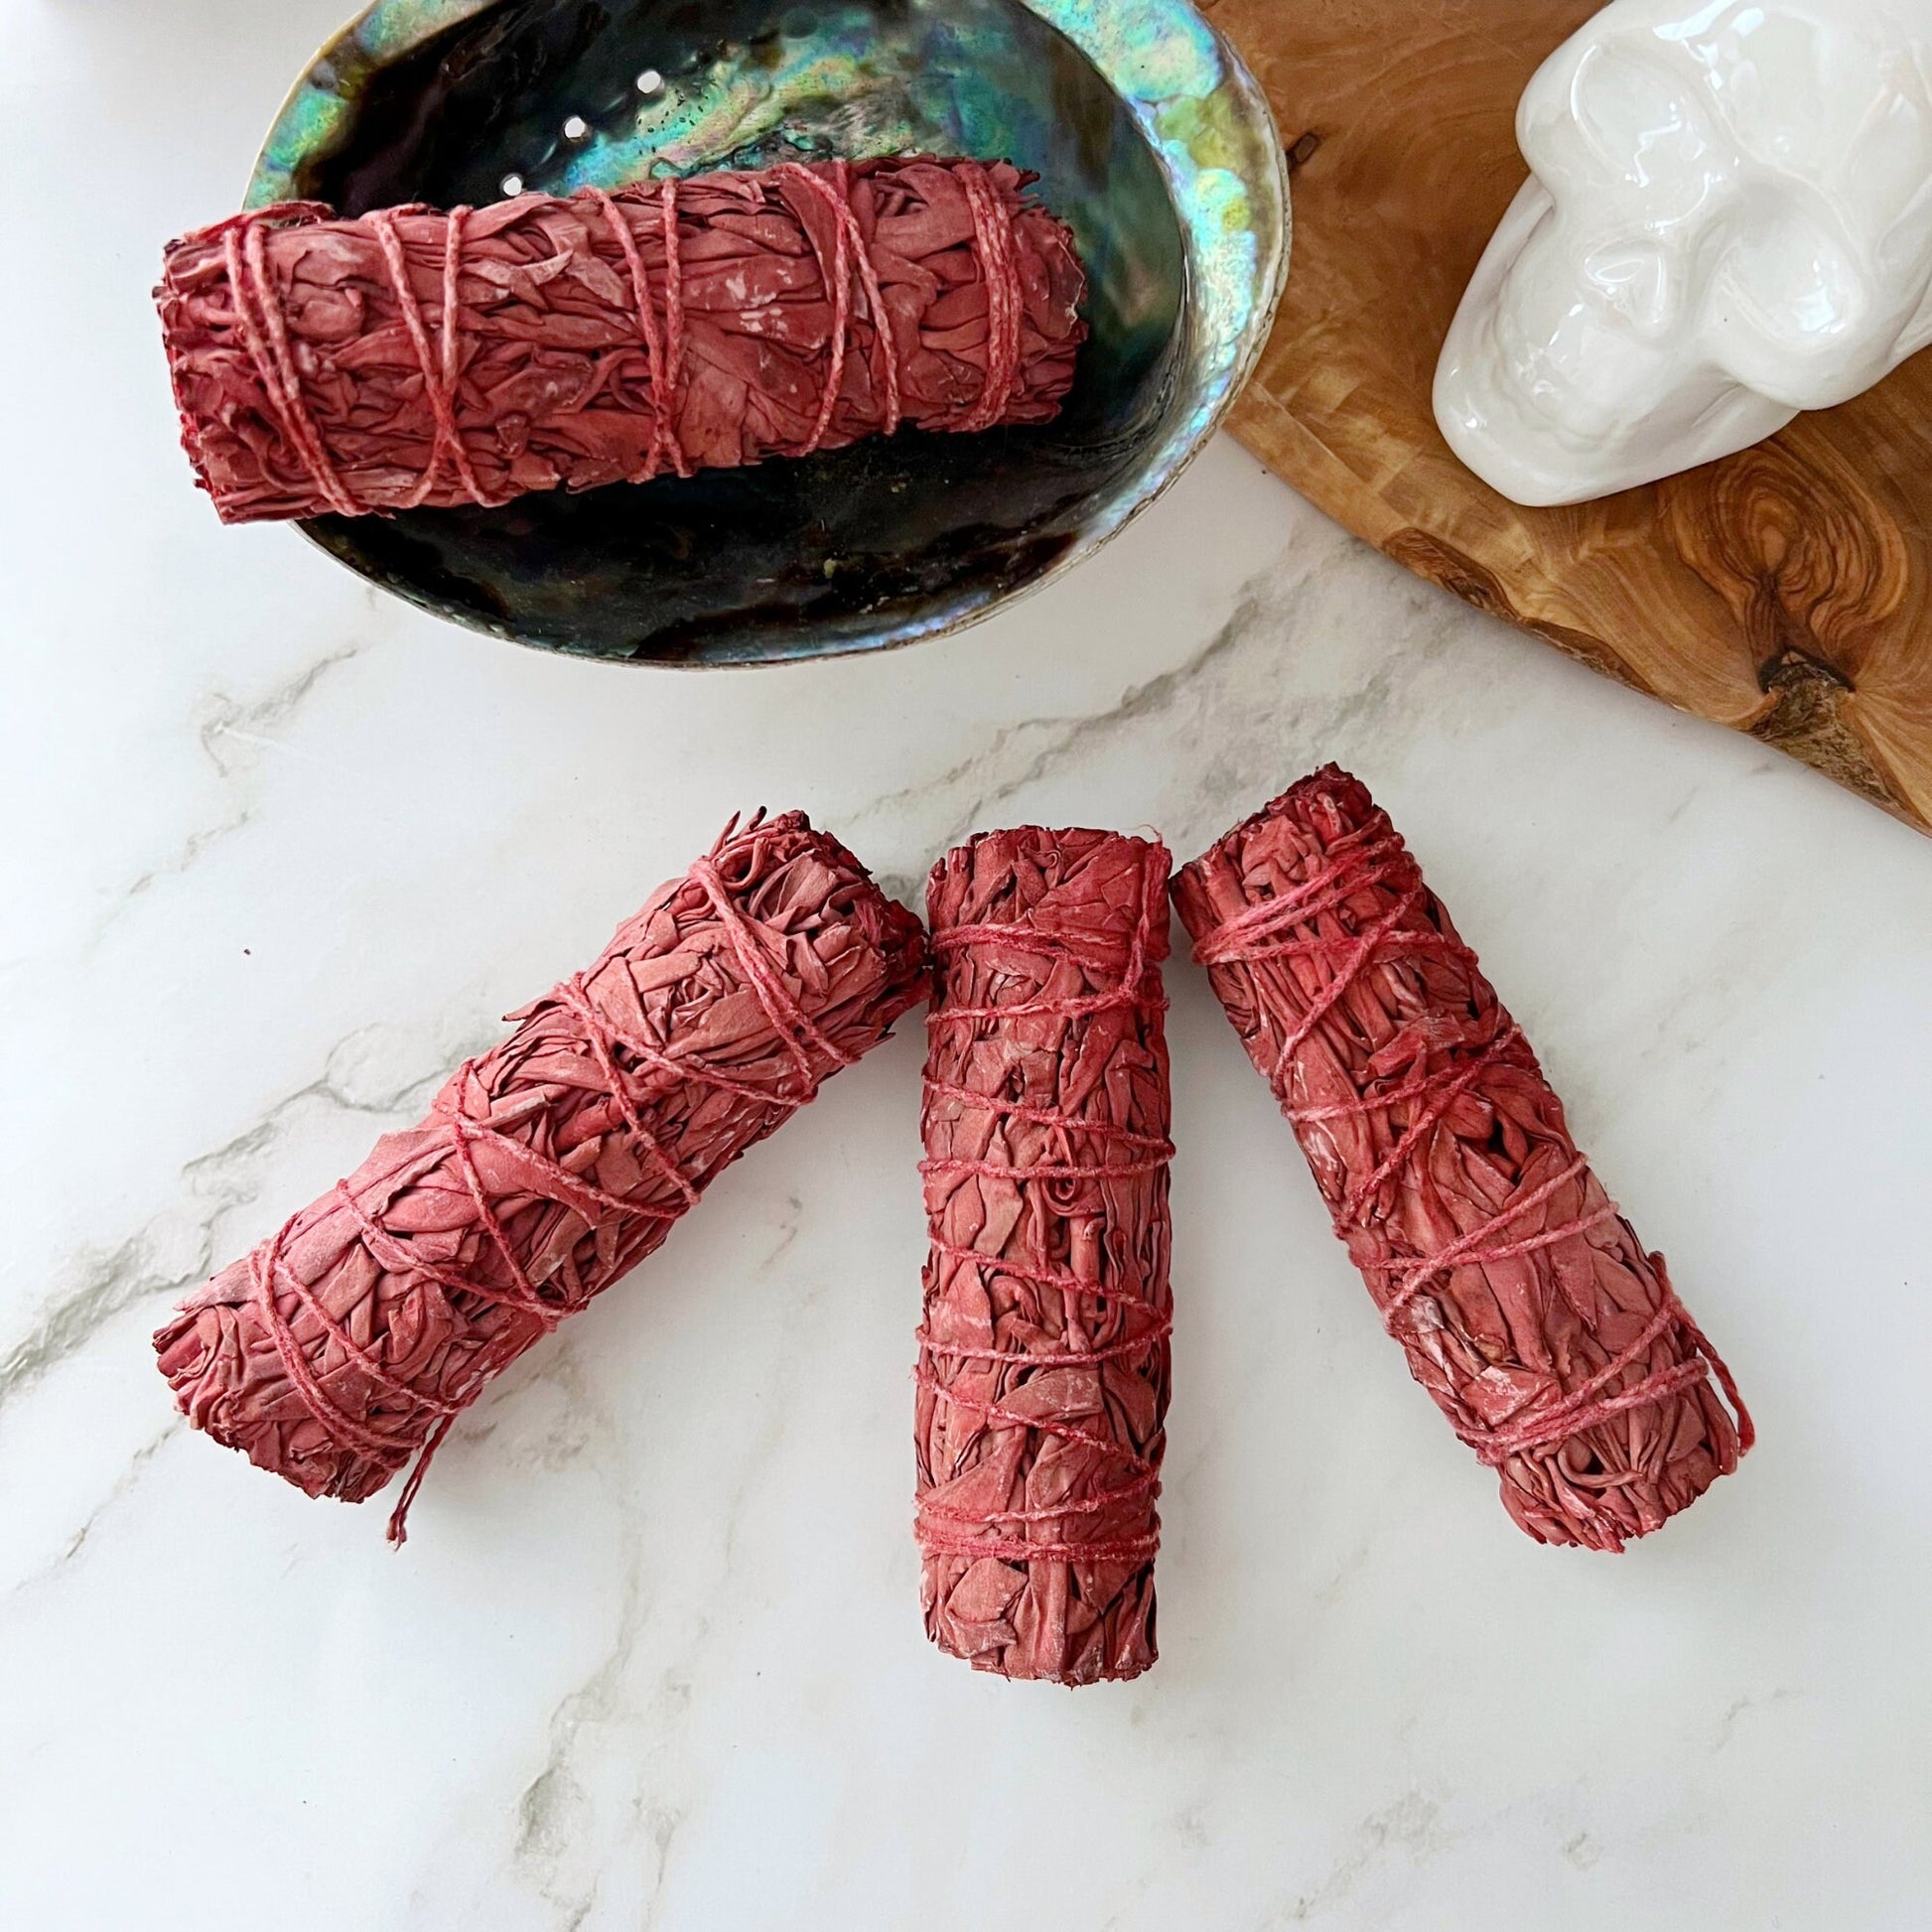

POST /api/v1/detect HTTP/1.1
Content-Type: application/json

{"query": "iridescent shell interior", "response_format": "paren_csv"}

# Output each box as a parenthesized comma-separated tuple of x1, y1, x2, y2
(251, 0, 1287, 664)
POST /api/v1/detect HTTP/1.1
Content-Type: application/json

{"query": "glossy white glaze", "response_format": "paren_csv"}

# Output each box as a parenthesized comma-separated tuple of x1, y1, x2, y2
(1436, 0, 1932, 505)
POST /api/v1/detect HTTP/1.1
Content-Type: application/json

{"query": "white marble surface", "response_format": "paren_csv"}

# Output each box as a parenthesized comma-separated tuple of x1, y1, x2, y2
(5, 5, 1932, 1928)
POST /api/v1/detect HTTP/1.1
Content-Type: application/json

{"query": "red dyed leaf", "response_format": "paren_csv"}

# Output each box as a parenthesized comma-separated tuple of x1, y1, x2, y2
(157, 158, 1086, 523)
(916, 829, 1173, 1683)
(154, 812, 927, 1541)
(1173, 767, 1751, 1553)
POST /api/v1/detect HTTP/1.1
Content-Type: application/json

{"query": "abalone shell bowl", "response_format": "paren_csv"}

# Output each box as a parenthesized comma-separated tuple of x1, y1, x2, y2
(251, 0, 1289, 664)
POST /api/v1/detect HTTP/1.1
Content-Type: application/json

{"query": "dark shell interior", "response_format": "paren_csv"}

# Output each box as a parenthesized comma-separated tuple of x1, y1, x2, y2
(279, 0, 1189, 664)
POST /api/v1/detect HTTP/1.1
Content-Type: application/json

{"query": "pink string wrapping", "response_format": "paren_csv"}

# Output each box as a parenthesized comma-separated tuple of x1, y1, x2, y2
(155, 812, 928, 1543)
(221, 179, 707, 514)
(587, 181, 690, 483)
(263, 845, 862, 1540)
(915, 831, 1173, 1682)
(1173, 767, 1751, 1552)
(167, 157, 1071, 521)
(220, 213, 360, 518)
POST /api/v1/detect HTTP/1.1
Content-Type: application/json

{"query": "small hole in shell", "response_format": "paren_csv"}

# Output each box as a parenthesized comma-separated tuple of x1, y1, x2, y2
(563, 114, 590, 141)
(635, 69, 665, 97)
(500, 173, 525, 198)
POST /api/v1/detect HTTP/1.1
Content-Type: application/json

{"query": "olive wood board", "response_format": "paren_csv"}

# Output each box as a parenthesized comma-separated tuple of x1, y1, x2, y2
(1210, 0, 1932, 835)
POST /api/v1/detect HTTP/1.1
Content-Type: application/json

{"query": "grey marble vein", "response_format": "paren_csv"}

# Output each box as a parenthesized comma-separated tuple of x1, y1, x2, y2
(0, 1024, 473, 1420)
(511, 1474, 652, 1929)
(7, 1420, 183, 1598)
(853, 569, 1284, 854)
(491, 1190, 812, 1930)
(1565, 1830, 1604, 1870)
(1276, 1794, 1454, 1925)
(849, 524, 1466, 869)
(719, 1193, 807, 1573)
(1713, 1687, 1799, 1752)
(83, 642, 368, 964)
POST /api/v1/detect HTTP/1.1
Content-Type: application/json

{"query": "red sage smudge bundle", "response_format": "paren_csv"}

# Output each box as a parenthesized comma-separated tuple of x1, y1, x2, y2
(154, 813, 927, 1541)
(1173, 769, 1751, 1553)
(157, 157, 1086, 524)
(917, 830, 1173, 1682)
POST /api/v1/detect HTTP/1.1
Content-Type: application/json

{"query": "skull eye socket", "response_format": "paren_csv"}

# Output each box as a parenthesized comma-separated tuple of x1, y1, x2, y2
(1713, 212, 1864, 348)
(1707, 210, 1873, 404)
(1565, 42, 1724, 203)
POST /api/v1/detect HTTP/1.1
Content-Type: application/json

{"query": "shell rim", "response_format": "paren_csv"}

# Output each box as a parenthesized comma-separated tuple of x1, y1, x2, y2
(248, 0, 1291, 670)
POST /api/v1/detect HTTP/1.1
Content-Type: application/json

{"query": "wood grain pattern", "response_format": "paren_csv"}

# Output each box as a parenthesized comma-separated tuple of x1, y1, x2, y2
(1207, 0, 1932, 833)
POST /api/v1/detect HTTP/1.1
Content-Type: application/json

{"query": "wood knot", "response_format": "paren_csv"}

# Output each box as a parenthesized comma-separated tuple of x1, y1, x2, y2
(1662, 436, 1904, 693)
(1659, 433, 1913, 811)
(1759, 643, 1852, 699)
(1748, 647, 1904, 810)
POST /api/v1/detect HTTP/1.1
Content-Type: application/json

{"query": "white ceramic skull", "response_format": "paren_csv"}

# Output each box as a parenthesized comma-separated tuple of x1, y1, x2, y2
(1434, 0, 1932, 506)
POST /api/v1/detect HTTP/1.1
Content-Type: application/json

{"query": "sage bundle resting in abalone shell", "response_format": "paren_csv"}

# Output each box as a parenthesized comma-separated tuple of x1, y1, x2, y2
(1173, 769, 1751, 1552)
(154, 812, 927, 1541)
(157, 157, 1086, 523)
(916, 829, 1173, 1682)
